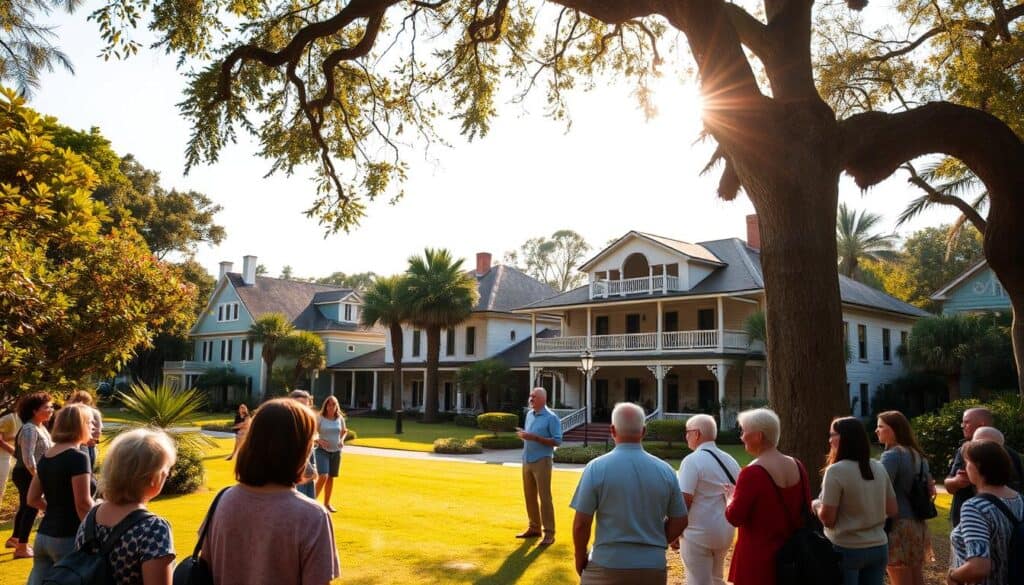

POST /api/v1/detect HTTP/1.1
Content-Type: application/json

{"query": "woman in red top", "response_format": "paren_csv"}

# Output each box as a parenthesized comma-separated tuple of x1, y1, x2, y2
(725, 408, 812, 585)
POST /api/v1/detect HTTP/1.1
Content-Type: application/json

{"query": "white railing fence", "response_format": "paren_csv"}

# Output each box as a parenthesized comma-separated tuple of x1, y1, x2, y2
(662, 330, 718, 349)
(591, 332, 657, 351)
(645, 409, 662, 423)
(661, 412, 698, 421)
(723, 330, 751, 349)
(560, 407, 588, 433)
(535, 336, 587, 353)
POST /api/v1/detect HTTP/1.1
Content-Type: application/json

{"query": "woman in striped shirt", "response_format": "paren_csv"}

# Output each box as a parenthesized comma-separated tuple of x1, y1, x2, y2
(948, 440, 1023, 585)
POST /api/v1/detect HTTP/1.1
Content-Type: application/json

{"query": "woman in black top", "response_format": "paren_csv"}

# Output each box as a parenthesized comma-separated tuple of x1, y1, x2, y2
(226, 403, 250, 461)
(26, 404, 94, 585)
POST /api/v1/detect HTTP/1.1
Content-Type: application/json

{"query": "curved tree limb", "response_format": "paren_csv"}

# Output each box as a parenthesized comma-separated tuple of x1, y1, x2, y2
(723, 3, 770, 59)
(902, 162, 988, 233)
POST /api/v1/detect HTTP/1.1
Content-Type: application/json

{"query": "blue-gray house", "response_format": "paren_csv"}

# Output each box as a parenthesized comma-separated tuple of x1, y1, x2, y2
(930, 259, 1011, 315)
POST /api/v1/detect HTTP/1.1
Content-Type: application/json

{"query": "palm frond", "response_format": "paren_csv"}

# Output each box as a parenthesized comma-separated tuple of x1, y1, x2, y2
(111, 381, 217, 448)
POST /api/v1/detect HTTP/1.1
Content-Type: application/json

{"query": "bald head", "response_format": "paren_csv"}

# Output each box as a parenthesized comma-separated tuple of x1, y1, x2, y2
(962, 407, 994, 439)
(973, 426, 1005, 446)
(611, 403, 645, 443)
(528, 387, 547, 411)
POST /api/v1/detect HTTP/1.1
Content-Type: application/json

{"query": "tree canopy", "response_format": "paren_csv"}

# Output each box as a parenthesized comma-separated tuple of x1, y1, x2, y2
(504, 229, 590, 292)
(835, 203, 898, 281)
(0, 89, 196, 409)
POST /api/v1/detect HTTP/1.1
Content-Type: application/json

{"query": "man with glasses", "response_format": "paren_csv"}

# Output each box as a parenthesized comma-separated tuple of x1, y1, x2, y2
(515, 387, 562, 546)
(675, 414, 741, 585)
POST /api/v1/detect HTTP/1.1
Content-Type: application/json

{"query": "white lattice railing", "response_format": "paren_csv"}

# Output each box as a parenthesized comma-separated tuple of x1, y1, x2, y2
(723, 330, 751, 349)
(535, 336, 587, 353)
(591, 332, 657, 351)
(560, 407, 588, 433)
(662, 330, 718, 349)
(588, 275, 685, 299)
(662, 412, 699, 421)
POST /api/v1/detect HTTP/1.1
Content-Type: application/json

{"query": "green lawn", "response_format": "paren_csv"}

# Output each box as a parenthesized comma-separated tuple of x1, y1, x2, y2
(99, 407, 235, 428)
(346, 417, 484, 452)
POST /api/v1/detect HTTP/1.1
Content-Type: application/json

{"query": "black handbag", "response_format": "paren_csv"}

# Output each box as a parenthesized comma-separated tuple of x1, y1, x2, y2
(762, 463, 842, 585)
(907, 453, 937, 520)
(173, 487, 231, 585)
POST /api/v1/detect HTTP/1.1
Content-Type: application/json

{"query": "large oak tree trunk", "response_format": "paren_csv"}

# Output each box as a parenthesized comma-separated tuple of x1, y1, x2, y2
(423, 327, 441, 422)
(983, 189, 1024, 397)
(389, 323, 404, 413)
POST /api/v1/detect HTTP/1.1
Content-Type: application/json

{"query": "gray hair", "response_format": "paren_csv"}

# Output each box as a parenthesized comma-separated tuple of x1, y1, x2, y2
(530, 387, 547, 400)
(611, 403, 645, 436)
(686, 414, 718, 441)
(973, 426, 1005, 446)
(737, 408, 781, 448)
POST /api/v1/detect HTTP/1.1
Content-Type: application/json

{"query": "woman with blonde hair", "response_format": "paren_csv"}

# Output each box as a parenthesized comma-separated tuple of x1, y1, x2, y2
(74, 428, 177, 585)
(315, 395, 347, 512)
(201, 398, 340, 585)
(877, 410, 934, 585)
(65, 390, 102, 470)
(26, 404, 94, 585)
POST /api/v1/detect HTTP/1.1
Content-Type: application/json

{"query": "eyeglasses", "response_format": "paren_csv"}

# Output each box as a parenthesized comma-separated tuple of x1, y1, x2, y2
(685, 429, 699, 435)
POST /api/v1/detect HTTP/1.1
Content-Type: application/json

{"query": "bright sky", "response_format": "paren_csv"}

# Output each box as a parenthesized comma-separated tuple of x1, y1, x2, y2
(30, 5, 957, 280)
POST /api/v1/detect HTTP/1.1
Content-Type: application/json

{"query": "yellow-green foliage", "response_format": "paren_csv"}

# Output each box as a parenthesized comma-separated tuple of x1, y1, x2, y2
(476, 412, 518, 434)
(472, 434, 523, 450)
(433, 437, 483, 454)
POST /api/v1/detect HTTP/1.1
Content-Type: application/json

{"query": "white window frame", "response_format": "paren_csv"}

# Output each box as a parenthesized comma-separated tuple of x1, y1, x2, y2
(240, 339, 254, 362)
(344, 303, 353, 321)
(216, 302, 240, 323)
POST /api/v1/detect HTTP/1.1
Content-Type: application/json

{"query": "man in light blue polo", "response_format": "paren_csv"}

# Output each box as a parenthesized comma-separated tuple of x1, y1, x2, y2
(571, 403, 688, 585)
(515, 387, 563, 546)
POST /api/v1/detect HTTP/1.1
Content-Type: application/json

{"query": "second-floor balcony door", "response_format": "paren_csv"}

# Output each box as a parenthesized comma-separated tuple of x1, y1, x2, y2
(626, 314, 641, 334)
(697, 309, 715, 331)
(664, 311, 679, 332)
(595, 315, 610, 336)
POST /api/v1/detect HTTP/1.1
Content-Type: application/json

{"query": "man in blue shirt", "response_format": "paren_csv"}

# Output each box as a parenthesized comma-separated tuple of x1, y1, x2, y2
(571, 403, 688, 584)
(515, 387, 563, 546)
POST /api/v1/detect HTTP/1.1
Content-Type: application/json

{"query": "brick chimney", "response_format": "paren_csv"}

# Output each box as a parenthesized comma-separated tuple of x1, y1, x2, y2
(476, 252, 492, 277)
(242, 255, 257, 285)
(745, 214, 761, 250)
(218, 261, 233, 282)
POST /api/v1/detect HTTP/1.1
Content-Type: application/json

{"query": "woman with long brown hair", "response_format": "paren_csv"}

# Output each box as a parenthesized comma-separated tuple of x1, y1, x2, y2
(813, 416, 898, 585)
(314, 395, 347, 512)
(877, 410, 934, 585)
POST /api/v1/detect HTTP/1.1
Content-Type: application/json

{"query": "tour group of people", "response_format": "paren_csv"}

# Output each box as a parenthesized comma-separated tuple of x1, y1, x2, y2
(1, 389, 346, 585)
(517, 388, 1023, 585)
(2, 384, 1021, 585)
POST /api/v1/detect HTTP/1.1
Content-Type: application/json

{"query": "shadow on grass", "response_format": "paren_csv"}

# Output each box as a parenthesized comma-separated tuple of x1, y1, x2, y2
(473, 541, 548, 585)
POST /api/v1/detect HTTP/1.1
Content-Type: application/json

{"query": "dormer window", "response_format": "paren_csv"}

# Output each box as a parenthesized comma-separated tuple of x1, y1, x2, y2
(217, 302, 239, 322)
(344, 303, 353, 321)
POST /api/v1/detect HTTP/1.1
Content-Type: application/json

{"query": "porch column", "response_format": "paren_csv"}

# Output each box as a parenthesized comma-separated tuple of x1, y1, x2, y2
(586, 372, 594, 423)
(531, 313, 537, 354)
(422, 369, 428, 413)
(647, 365, 665, 416)
(648, 265, 654, 292)
(330, 372, 336, 396)
(350, 371, 357, 408)
(529, 365, 536, 388)
(662, 265, 668, 294)
(371, 370, 379, 410)
(656, 300, 663, 351)
(586, 306, 592, 349)
(456, 386, 464, 413)
(717, 296, 725, 352)
(707, 363, 731, 428)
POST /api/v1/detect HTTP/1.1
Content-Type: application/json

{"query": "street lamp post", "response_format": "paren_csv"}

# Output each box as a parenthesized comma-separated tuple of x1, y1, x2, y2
(578, 350, 597, 447)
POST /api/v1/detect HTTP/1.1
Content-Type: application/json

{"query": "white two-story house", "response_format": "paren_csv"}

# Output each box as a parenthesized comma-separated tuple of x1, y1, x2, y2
(329, 253, 560, 412)
(513, 216, 931, 430)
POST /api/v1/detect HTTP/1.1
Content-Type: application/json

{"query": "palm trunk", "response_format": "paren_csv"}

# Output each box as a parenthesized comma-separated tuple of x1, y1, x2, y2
(423, 327, 441, 422)
(390, 323, 404, 413)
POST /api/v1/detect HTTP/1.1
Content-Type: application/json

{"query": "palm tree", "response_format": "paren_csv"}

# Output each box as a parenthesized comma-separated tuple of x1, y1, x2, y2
(404, 249, 479, 423)
(360, 275, 409, 413)
(247, 312, 294, 396)
(114, 381, 216, 452)
(280, 331, 326, 389)
(836, 203, 899, 280)
(900, 314, 993, 400)
(897, 161, 988, 258)
(0, 0, 78, 97)
(456, 359, 511, 413)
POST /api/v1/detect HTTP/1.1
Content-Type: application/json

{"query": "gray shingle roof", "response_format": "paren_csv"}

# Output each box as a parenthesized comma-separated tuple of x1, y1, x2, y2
(227, 274, 380, 333)
(474, 265, 556, 312)
(328, 329, 559, 369)
(489, 328, 557, 368)
(518, 238, 930, 318)
(580, 231, 723, 271)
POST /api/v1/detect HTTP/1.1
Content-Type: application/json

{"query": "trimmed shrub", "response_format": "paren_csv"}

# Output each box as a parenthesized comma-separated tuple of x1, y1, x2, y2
(473, 434, 524, 449)
(646, 419, 688, 446)
(454, 414, 479, 428)
(554, 445, 612, 464)
(643, 441, 690, 460)
(716, 428, 742, 445)
(199, 424, 235, 433)
(163, 443, 205, 495)
(344, 429, 357, 442)
(912, 394, 1024, 475)
(433, 437, 483, 454)
(476, 412, 518, 434)
(870, 372, 946, 419)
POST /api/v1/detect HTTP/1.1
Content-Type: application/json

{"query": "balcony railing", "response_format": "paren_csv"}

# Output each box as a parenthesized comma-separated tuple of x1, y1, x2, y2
(533, 330, 754, 354)
(560, 407, 588, 433)
(162, 360, 212, 371)
(589, 275, 683, 299)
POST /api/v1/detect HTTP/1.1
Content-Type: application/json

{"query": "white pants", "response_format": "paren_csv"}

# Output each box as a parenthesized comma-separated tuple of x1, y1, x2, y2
(681, 539, 728, 585)
(0, 455, 11, 502)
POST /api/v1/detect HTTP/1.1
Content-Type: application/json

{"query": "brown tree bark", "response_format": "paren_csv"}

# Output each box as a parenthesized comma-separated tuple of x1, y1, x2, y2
(389, 322, 404, 413)
(423, 327, 441, 422)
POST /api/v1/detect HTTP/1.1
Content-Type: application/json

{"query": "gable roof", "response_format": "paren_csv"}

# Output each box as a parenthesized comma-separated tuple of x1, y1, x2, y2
(578, 231, 724, 272)
(226, 274, 380, 333)
(474, 265, 557, 313)
(930, 259, 989, 301)
(518, 237, 929, 318)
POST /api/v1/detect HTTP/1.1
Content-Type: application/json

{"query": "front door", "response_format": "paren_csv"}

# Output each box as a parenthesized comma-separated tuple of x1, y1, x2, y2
(443, 382, 453, 411)
(626, 378, 642, 405)
(626, 314, 641, 334)
(594, 379, 610, 422)
(595, 315, 610, 336)
(698, 309, 715, 330)
(698, 380, 717, 414)
(667, 376, 679, 412)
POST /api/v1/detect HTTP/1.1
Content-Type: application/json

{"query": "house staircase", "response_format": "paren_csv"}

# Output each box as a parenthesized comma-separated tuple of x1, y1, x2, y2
(562, 423, 613, 444)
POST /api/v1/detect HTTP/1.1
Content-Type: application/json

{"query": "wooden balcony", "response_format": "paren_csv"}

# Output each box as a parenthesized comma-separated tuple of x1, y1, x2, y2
(589, 275, 683, 299)
(533, 330, 755, 354)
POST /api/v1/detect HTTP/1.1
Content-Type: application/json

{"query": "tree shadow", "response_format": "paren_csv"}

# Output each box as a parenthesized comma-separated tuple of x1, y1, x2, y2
(473, 541, 548, 585)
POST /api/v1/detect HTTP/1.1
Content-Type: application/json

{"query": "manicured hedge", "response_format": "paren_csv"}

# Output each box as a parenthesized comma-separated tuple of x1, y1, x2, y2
(344, 429, 357, 442)
(476, 412, 518, 433)
(553, 444, 612, 464)
(912, 395, 1024, 475)
(473, 434, 524, 449)
(646, 419, 688, 445)
(164, 443, 205, 495)
(433, 437, 483, 454)
(454, 414, 479, 428)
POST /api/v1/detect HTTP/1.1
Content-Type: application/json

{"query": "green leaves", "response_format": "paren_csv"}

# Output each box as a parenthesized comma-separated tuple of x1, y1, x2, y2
(113, 380, 217, 451)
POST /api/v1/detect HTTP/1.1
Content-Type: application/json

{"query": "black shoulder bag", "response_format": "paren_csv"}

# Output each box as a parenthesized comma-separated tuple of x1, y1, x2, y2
(907, 452, 937, 520)
(173, 486, 232, 585)
(764, 463, 842, 585)
(44, 505, 153, 585)
(703, 449, 737, 484)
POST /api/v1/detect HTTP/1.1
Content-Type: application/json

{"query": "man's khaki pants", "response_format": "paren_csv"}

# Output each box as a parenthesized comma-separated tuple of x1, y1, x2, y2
(681, 539, 729, 585)
(522, 457, 554, 536)
(580, 564, 667, 585)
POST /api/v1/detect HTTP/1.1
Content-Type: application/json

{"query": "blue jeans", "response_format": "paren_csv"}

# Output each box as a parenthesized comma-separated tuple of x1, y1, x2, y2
(28, 533, 76, 585)
(834, 544, 888, 585)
